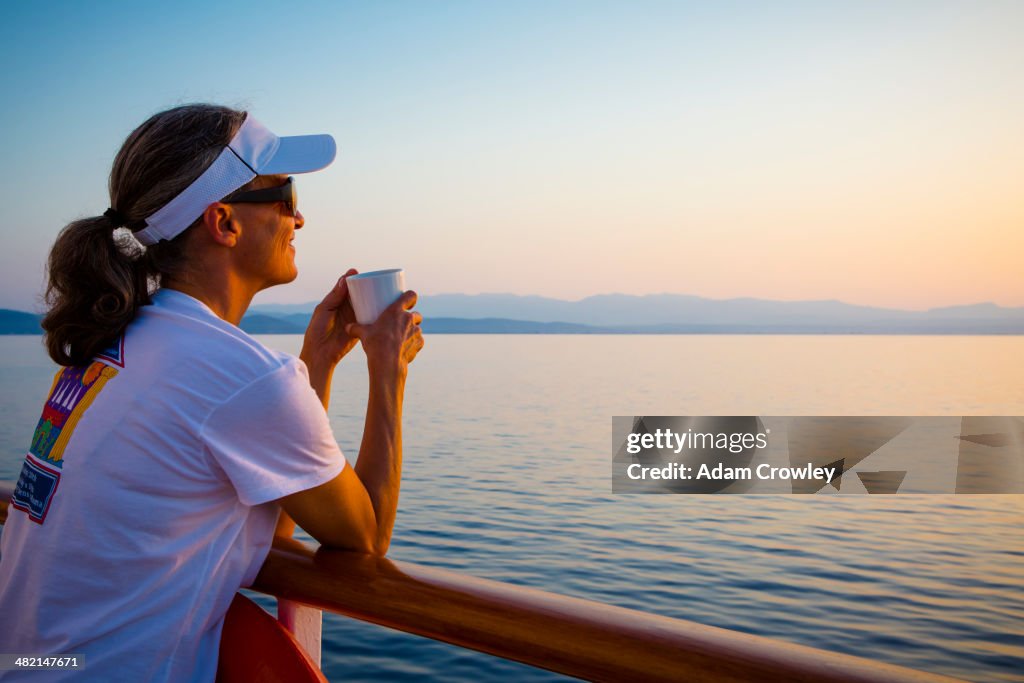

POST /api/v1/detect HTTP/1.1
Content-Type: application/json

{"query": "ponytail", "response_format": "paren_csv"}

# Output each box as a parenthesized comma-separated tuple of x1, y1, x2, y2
(41, 214, 150, 366)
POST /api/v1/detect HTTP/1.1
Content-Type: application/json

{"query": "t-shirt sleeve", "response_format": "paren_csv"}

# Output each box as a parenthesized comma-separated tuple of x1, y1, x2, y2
(200, 359, 347, 506)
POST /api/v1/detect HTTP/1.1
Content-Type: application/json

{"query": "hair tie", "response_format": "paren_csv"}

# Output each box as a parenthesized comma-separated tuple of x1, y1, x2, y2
(103, 207, 127, 226)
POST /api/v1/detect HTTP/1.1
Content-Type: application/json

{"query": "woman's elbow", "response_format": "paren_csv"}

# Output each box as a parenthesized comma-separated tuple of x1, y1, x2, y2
(317, 525, 389, 556)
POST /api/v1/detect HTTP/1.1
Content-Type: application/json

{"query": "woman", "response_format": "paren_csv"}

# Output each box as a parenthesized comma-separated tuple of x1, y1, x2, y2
(0, 104, 423, 681)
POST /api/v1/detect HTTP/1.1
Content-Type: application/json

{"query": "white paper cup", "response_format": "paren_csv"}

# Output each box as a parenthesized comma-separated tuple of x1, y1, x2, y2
(347, 269, 406, 324)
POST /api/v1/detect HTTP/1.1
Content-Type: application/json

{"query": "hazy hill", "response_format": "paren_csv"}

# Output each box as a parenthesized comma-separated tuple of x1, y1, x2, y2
(4, 295, 1024, 334)
(0, 310, 43, 334)
(247, 293, 1024, 332)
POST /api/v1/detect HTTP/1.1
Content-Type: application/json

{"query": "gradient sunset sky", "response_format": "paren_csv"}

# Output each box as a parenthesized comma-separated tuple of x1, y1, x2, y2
(1, 1, 1021, 311)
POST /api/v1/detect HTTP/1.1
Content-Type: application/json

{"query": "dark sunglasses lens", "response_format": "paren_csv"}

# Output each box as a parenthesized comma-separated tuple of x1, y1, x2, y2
(288, 178, 298, 215)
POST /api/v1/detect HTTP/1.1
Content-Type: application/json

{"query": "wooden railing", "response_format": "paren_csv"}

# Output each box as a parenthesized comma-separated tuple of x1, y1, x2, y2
(0, 482, 12, 526)
(1, 482, 963, 682)
(254, 541, 961, 683)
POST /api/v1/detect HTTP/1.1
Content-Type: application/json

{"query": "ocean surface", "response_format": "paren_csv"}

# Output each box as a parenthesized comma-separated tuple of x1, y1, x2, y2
(0, 334, 1021, 682)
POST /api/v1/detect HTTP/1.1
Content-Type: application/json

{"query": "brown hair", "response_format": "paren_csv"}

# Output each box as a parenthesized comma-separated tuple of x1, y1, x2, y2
(42, 104, 247, 366)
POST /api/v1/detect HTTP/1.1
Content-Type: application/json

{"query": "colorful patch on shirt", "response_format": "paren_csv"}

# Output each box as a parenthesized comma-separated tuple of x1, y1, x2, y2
(11, 344, 123, 524)
(29, 361, 119, 467)
(10, 456, 62, 524)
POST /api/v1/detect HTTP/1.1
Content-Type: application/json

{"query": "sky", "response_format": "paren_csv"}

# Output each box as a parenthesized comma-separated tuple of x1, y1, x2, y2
(1, 0, 1021, 312)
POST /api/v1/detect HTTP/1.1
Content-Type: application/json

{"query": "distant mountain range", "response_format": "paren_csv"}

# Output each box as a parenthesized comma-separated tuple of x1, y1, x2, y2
(246, 294, 1024, 334)
(0, 309, 47, 334)
(4, 294, 1024, 335)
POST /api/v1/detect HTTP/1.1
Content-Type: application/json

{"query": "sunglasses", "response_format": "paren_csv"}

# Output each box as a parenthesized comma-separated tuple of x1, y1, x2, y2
(222, 176, 298, 215)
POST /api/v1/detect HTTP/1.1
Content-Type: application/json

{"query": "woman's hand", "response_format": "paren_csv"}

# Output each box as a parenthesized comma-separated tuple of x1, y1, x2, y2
(300, 269, 360, 376)
(346, 290, 425, 379)
(285, 291, 423, 556)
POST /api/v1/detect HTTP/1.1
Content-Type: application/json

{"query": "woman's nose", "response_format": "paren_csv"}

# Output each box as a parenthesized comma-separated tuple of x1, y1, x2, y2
(294, 209, 305, 229)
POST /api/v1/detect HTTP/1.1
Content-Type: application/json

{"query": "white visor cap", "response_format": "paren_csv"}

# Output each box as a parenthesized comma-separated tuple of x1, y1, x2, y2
(134, 115, 336, 246)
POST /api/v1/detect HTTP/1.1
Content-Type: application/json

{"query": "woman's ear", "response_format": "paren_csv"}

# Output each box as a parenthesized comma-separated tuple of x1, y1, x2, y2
(200, 203, 241, 247)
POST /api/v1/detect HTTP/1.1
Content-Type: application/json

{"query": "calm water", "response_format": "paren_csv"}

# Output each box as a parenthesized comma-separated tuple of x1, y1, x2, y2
(1, 335, 1022, 682)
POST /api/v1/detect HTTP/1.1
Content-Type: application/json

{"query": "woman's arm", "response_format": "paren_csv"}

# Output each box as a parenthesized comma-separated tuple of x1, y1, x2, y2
(277, 280, 423, 555)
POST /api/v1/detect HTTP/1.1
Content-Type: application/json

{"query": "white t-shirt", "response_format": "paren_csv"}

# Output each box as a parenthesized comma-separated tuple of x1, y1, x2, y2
(0, 289, 346, 682)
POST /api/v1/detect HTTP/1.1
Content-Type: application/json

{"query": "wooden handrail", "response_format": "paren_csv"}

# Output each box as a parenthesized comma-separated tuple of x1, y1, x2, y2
(254, 541, 963, 683)
(0, 481, 13, 525)
(0, 486, 963, 682)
